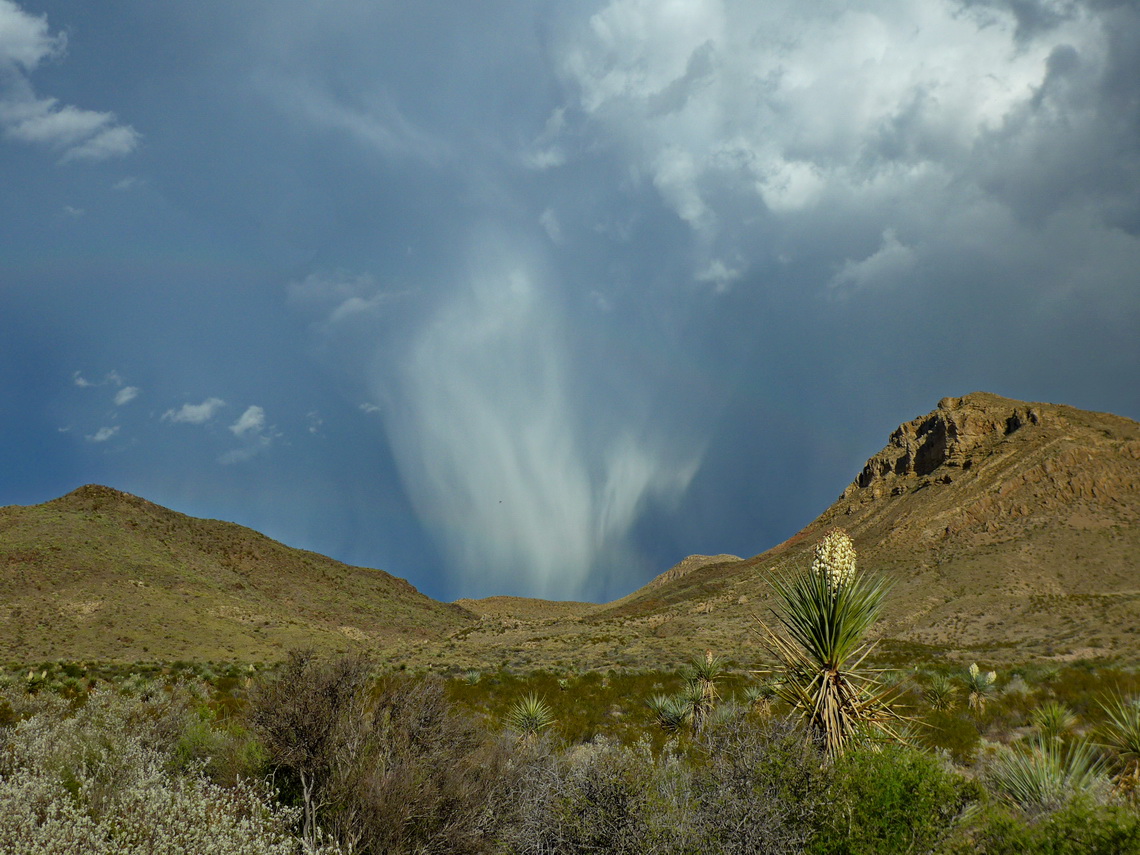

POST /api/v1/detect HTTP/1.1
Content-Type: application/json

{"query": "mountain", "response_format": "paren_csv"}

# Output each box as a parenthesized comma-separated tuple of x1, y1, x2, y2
(3, 392, 1138, 668)
(0, 485, 473, 663)
(573, 392, 1140, 664)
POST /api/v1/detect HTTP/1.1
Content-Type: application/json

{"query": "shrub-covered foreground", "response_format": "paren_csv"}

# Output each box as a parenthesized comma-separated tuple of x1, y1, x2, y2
(2, 653, 1139, 854)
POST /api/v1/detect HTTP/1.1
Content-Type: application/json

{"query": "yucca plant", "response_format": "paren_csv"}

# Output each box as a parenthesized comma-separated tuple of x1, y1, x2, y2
(965, 662, 997, 715)
(986, 737, 1109, 813)
(647, 693, 691, 734)
(1096, 693, 1140, 794)
(743, 679, 779, 715)
(1031, 700, 1078, 743)
(923, 673, 958, 712)
(682, 650, 724, 733)
(506, 693, 556, 743)
(756, 528, 905, 759)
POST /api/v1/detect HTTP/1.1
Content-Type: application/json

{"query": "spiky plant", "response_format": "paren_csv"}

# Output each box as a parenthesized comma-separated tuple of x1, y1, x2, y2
(647, 693, 691, 734)
(757, 528, 905, 759)
(682, 650, 724, 733)
(965, 663, 997, 715)
(743, 679, 779, 715)
(987, 738, 1109, 813)
(506, 693, 555, 743)
(1096, 694, 1140, 794)
(923, 673, 958, 712)
(1031, 700, 1078, 743)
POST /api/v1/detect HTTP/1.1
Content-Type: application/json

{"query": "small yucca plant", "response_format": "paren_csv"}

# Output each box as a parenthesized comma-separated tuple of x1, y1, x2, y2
(757, 528, 905, 759)
(923, 673, 958, 712)
(506, 693, 555, 743)
(987, 737, 1109, 813)
(647, 693, 691, 733)
(1096, 693, 1140, 794)
(1031, 700, 1078, 742)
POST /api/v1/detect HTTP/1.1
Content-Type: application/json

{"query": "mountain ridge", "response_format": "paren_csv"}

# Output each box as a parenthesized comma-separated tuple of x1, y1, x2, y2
(2, 391, 1138, 667)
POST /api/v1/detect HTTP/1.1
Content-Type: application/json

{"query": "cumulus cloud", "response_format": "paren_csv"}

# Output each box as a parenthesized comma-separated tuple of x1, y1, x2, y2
(162, 397, 225, 425)
(229, 405, 265, 437)
(0, 1, 139, 161)
(219, 406, 274, 464)
(554, 0, 1135, 279)
(113, 386, 139, 406)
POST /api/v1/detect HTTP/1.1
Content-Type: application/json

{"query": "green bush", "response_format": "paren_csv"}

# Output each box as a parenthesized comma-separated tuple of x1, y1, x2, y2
(950, 798, 1140, 854)
(808, 742, 979, 855)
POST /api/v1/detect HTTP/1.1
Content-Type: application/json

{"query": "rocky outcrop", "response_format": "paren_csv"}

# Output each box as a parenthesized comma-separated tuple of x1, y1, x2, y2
(845, 393, 1045, 497)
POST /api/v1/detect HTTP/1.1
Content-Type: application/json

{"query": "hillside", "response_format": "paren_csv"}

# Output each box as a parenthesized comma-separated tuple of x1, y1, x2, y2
(430, 393, 1140, 669)
(0, 485, 473, 663)
(2, 392, 1138, 669)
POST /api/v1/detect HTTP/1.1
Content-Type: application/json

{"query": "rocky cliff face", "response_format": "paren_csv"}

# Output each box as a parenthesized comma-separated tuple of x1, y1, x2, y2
(846, 394, 1045, 497)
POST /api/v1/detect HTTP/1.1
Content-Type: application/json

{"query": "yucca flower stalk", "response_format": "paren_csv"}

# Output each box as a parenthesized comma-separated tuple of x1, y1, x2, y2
(756, 528, 905, 759)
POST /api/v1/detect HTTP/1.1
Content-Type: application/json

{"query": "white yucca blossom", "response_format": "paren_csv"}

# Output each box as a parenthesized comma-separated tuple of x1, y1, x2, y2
(811, 529, 857, 593)
(968, 662, 997, 688)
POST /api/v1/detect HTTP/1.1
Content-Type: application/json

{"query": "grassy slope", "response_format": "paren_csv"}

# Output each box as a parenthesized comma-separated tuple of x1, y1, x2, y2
(0, 485, 473, 663)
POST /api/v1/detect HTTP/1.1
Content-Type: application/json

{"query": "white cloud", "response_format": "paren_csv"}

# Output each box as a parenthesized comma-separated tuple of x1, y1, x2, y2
(359, 402, 382, 415)
(539, 208, 563, 243)
(229, 405, 265, 437)
(266, 77, 448, 164)
(73, 371, 92, 388)
(0, 0, 62, 70)
(86, 426, 118, 443)
(113, 386, 139, 406)
(829, 228, 917, 294)
(555, 0, 1109, 279)
(63, 204, 83, 217)
(162, 397, 225, 425)
(0, 2, 139, 161)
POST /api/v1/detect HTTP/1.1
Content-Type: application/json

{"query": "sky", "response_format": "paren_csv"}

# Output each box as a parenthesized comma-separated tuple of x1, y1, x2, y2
(2, 0, 1138, 603)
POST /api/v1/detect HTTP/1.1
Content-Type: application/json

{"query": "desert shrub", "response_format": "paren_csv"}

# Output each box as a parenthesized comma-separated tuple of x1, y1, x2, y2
(690, 713, 825, 854)
(250, 653, 521, 855)
(0, 689, 317, 854)
(503, 736, 697, 855)
(334, 674, 520, 855)
(947, 798, 1140, 855)
(808, 742, 979, 855)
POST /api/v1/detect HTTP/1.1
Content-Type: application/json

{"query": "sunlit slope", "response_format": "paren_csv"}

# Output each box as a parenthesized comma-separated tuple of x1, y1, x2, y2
(0, 485, 473, 662)
(584, 392, 1140, 662)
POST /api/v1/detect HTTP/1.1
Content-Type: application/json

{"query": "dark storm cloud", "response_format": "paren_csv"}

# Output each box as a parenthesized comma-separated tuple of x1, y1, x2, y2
(3, 0, 1137, 600)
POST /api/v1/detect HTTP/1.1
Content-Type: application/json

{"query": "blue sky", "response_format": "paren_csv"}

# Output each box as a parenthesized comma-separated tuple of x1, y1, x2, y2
(2, 0, 1138, 602)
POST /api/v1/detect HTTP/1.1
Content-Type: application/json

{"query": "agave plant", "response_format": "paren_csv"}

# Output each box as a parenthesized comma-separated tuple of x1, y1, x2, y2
(756, 528, 905, 759)
(505, 693, 556, 743)
(1096, 693, 1140, 793)
(1030, 700, 1078, 743)
(986, 737, 1109, 813)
